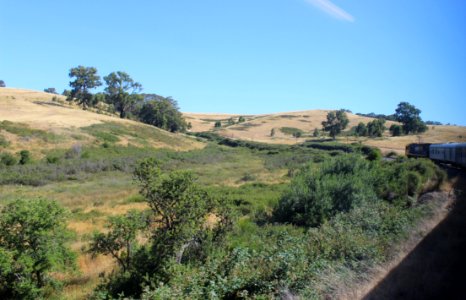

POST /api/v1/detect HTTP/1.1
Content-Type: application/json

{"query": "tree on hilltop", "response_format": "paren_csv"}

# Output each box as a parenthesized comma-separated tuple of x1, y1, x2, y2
(104, 71, 142, 118)
(394, 102, 427, 134)
(139, 96, 187, 132)
(67, 66, 102, 109)
(322, 110, 349, 139)
(0, 80, 5, 88)
(44, 87, 57, 94)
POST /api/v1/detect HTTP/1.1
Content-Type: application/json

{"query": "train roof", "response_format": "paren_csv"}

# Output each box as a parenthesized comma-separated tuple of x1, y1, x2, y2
(430, 143, 466, 148)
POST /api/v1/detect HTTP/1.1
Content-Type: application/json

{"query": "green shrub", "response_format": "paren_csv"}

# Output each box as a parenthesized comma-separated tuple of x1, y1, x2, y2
(46, 155, 61, 164)
(0, 152, 17, 166)
(19, 150, 31, 165)
(366, 147, 382, 161)
(0, 135, 9, 148)
(280, 127, 304, 136)
(274, 155, 377, 227)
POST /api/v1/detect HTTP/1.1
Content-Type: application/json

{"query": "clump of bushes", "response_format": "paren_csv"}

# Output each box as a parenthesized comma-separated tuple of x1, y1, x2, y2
(0, 152, 17, 167)
(273, 155, 445, 227)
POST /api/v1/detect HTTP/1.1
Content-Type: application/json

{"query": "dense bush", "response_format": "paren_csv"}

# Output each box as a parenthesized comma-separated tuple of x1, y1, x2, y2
(19, 150, 31, 165)
(274, 155, 444, 227)
(0, 152, 17, 166)
(0, 199, 75, 299)
(274, 155, 378, 227)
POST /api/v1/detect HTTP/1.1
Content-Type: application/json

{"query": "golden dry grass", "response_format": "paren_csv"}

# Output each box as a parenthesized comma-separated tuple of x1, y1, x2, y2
(185, 110, 466, 153)
(0, 88, 203, 152)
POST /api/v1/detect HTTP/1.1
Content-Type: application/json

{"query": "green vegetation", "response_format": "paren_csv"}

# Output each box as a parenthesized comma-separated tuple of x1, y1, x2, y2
(103, 71, 142, 119)
(0, 199, 76, 299)
(280, 127, 304, 136)
(390, 124, 403, 136)
(0, 121, 448, 299)
(322, 109, 349, 139)
(67, 66, 102, 109)
(138, 96, 187, 132)
(395, 102, 428, 134)
(0, 120, 62, 142)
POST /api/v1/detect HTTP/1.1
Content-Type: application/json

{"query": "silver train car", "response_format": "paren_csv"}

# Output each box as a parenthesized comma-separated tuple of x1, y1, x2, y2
(429, 143, 466, 168)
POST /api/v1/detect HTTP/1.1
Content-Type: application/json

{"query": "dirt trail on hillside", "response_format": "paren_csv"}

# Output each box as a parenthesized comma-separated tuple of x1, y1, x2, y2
(360, 168, 466, 300)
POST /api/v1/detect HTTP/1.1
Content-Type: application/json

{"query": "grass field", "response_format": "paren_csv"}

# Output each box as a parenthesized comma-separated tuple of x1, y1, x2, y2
(184, 111, 466, 154)
(0, 88, 463, 299)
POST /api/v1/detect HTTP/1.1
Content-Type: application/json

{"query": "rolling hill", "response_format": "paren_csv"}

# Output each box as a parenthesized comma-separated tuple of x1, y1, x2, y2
(184, 111, 466, 154)
(0, 88, 203, 156)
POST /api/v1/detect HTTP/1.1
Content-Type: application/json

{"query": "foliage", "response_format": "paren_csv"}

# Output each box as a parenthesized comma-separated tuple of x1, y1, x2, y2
(322, 110, 349, 139)
(89, 210, 147, 272)
(138, 96, 187, 132)
(395, 102, 428, 134)
(0, 152, 17, 166)
(214, 120, 222, 128)
(103, 71, 142, 118)
(0, 199, 76, 299)
(67, 66, 102, 109)
(270, 128, 275, 137)
(93, 159, 220, 297)
(0, 80, 5, 87)
(43, 87, 58, 94)
(355, 122, 368, 136)
(238, 116, 245, 123)
(19, 150, 31, 165)
(274, 155, 377, 227)
(367, 118, 386, 137)
(0, 120, 61, 142)
(313, 128, 320, 137)
(274, 155, 444, 227)
(0, 135, 9, 148)
(389, 124, 402, 136)
(280, 127, 303, 136)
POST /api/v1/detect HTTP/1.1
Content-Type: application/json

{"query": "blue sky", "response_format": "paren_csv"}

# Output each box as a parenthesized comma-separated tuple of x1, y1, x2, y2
(1, 0, 465, 125)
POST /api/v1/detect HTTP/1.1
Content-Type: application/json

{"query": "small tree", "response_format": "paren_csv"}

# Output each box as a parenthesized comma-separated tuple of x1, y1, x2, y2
(270, 128, 275, 137)
(0, 80, 5, 87)
(227, 118, 235, 126)
(367, 119, 386, 137)
(313, 128, 320, 137)
(389, 124, 402, 136)
(0, 199, 75, 299)
(134, 159, 214, 259)
(19, 150, 31, 165)
(355, 122, 368, 137)
(67, 66, 102, 109)
(104, 71, 142, 118)
(395, 102, 428, 134)
(214, 121, 222, 128)
(322, 110, 349, 139)
(138, 96, 187, 132)
(89, 210, 147, 273)
(293, 131, 302, 139)
(43, 88, 57, 94)
(238, 116, 245, 123)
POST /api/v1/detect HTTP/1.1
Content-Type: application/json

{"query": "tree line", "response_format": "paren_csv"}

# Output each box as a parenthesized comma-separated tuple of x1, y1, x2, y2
(321, 102, 428, 139)
(58, 66, 188, 132)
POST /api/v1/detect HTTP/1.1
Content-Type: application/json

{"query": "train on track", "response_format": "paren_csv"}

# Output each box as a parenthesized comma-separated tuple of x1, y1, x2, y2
(406, 143, 466, 168)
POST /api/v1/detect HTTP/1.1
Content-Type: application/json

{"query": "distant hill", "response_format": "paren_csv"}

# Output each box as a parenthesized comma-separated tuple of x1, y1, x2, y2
(0, 88, 203, 156)
(184, 111, 466, 154)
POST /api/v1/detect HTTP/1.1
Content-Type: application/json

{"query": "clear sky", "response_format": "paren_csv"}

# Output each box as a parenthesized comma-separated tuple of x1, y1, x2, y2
(1, 0, 465, 125)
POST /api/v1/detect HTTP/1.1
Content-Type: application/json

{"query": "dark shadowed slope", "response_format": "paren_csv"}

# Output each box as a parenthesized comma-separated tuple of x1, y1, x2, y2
(363, 168, 466, 300)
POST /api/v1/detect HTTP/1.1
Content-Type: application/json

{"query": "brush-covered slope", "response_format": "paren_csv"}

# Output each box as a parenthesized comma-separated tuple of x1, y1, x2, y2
(0, 88, 203, 155)
(184, 111, 466, 154)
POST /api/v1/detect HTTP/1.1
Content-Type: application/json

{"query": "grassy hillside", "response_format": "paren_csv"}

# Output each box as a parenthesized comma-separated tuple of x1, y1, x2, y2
(0, 88, 203, 156)
(185, 111, 466, 154)
(0, 88, 460, 299)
